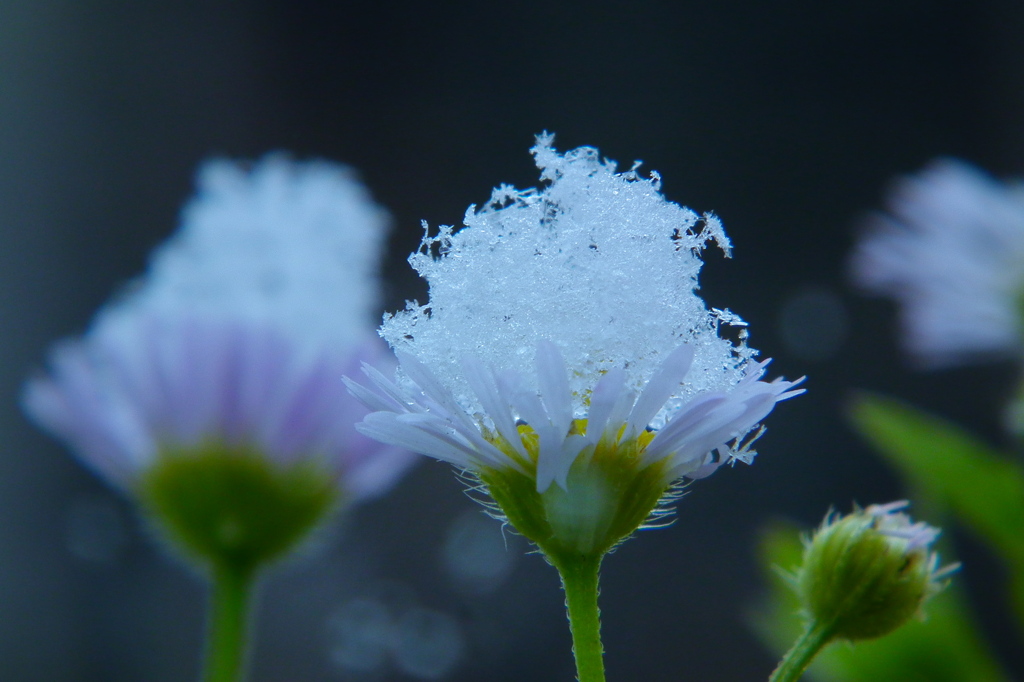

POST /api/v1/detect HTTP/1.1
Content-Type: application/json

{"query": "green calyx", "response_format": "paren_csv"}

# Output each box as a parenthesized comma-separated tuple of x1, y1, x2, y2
(797, 511, 937, 642)
(479, 421, 672, 564)
(138, 442, 340, 573)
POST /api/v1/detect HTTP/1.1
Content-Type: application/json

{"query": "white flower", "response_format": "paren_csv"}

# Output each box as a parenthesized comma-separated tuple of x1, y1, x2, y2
(851, 159, 1024, 367)
(348, 135, 801, 556)
(25, 157, 415, 503)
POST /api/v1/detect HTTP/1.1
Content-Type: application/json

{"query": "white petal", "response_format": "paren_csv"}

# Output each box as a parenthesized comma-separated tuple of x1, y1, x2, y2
(534, 426, 584, 493)
(555, 434, 588, 491)
(499, 370, 549, 428)
(643, 393, 727, 463)
(359, 362, 418, 412)
(586, 368, 627, 444)
(462, 356, 526, 457)
(397, 353, 478, 431)
(357, 412, 474, 468)
(628, 344, 694, 434)
(662, 402, 749, 469)
(343, 375, 406, 414)
(535, 340, 573, 431)
(606, 386, 637, 443)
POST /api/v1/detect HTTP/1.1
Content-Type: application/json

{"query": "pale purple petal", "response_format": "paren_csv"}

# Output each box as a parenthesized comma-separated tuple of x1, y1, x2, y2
(27, 316, 417, 503)
(23, 345, 154, 488)
(343, 443, 418, 500)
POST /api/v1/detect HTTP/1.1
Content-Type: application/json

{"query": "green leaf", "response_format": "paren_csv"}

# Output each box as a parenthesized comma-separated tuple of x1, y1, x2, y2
(848, 393, 1024, 568)
(751, 520, 1010, 682)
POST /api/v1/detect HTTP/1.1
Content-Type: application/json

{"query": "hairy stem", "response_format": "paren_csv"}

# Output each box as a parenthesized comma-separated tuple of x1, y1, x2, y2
(556, 554, 606, 682)
(769, 620, 834, 682)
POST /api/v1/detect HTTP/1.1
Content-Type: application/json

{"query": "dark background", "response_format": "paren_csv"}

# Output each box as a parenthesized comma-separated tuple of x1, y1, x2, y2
(2, 1, 1023, 680)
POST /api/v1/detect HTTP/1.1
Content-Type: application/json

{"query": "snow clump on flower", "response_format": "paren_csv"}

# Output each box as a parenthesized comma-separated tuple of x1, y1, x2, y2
(382, 133, 758, 429)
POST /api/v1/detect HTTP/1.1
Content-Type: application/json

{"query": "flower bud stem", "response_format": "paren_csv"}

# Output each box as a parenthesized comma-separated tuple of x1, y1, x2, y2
(554, 554, 606, 682)
(204, 563, 256, 682)
(768, 619, 834, 682)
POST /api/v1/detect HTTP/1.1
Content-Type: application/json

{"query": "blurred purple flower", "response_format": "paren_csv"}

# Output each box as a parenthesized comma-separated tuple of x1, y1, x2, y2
(24, 157, 415, 502)
(851, 159, 1024, 367)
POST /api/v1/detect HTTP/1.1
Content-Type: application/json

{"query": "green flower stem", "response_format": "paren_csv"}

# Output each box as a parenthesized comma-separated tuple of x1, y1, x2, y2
(769, 620, 834, 682)
(204, 564, 256, 682)
(555, 554, 606, 682)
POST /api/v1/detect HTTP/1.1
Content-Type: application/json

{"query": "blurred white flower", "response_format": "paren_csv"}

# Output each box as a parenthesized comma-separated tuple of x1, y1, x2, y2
(25, 157, 415, 502)
(851, 159, 1024, 367)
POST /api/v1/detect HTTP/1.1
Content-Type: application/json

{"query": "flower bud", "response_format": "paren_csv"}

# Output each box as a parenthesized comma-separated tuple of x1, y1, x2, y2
(796, 501, 956, 641)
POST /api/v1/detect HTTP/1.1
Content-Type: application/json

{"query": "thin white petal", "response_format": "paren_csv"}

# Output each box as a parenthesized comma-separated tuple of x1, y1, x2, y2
(343, 375, 405, 414)
(534, 426, 584, 493)
(359, 362, 418, 412)
(397, 353, 478, 431)
(661, 402, 748, 468)
(628, 344, 694, 434)
(606, 386, 637, 443)
(402, 412, 521, 472)
(499, 370, 549, 428)
(535, 340, 573, 431)
(396, 413, 507, 469)
(555, 434, 588, 491)
(357, 413, 474, 468)
(586, 368, 626, 444)
(643, 393, 727, 463)
(462, 356, 526, 457)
